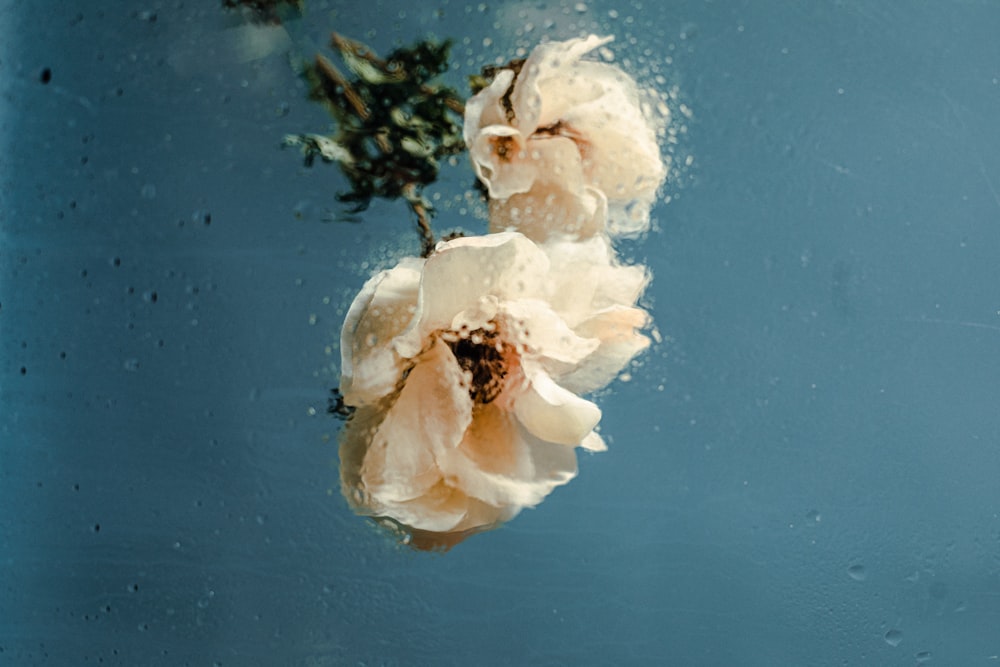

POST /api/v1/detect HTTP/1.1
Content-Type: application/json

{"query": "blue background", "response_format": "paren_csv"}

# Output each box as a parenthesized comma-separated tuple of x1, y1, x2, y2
(2, 1, 999, 664)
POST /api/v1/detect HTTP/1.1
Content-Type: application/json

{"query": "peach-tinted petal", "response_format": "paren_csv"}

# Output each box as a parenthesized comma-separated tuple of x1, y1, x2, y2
(500, 298, 599, 368)
(463, 69, 514, 146)
(510, 35, 614, 132)
(469, 126, 537, 199)
(561, 61, 666, 200)
(340, 259, 422, 405)
(398, 233, 549, 354)
(542, 236, 649, 327)
(355, 339, 475, 531)
(513, 367, 602, 446)
(581, 431, 607, 452)
(487, 137, 607, 242)
(558, 305, 651, 395)
(464, 34, 667, 239)
(440, 400, 578, 508)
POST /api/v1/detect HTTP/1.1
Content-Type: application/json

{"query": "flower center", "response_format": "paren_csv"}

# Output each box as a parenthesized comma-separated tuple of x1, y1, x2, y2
(492, 135, 515, 162)
(445, 327, 512, 404)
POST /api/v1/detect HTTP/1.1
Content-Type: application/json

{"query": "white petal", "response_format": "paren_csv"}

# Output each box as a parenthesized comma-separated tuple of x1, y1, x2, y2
(542, 236, 649, 327)
(403, 232, 549, 349)
(513, 368, 602, 446)
(499, 298, 599, 368)
(438, 401, 578, 508)
(354, 339, 476, 531)
(469, 126, 537, 199)
(486, 137, 607, 242)
(463, 69, 514, 146)
(379, 481, 480, 534)
(510, 35, 614, 132)
(558, 306, 651, 395)
(450, 295, 499, 333)
(560, 61, 666, 200)
(465, 70, 540, 199)
(581, 431, 608, 452)
(340, 259, 422, 406)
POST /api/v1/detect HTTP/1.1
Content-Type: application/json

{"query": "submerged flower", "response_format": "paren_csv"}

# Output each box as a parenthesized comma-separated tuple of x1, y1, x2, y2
(465, 35, 667, 240)
(338, 232, 649, 547)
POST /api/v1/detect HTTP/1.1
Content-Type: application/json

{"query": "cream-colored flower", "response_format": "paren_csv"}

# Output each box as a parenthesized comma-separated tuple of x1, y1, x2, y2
(465, 35, 667, 240)
(338, 232, 650, 547)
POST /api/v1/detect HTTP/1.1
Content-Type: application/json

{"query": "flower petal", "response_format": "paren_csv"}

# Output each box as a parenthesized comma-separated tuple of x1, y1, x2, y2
(510, 34, 614, 133)
(499, 298, 599, 369)
(463, 69, 515, 146)
(469, 126, 537, 199)
(513, 367, 602, 446)
(340, 258, 422, 406)
(560, 61, 666, 201)
(543, 236, 649, 327)
(439, 400, 578, 508)
(399, 232, 549, 354)
(558, 305, 651, 395)
(465, 34, 667, 239)
(581, 431, 608, 452)
(487, 136, 607, 241)
(352, 339, 476, 531)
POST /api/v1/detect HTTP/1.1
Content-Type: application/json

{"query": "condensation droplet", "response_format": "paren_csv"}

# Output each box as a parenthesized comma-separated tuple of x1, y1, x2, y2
(915, 651, 932, 663)
(847, 564, 866, 581)
(883, 629, 903, 647)
(196, 590, 215, 609)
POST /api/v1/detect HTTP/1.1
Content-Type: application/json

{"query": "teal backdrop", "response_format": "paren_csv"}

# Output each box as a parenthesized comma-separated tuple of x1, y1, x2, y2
(2, 1, 999, 664)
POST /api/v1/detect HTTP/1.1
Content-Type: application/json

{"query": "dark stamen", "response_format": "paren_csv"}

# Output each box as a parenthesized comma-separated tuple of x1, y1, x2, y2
(446, 328, 508, 404)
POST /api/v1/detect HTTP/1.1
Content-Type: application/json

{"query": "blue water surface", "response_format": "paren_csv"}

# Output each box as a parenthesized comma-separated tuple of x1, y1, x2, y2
(2, 1, 999, 665)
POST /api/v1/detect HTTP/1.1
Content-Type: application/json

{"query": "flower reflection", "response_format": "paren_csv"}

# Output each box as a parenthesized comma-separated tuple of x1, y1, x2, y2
(464, 34, 666, 241)
(338, 232, 649, 548)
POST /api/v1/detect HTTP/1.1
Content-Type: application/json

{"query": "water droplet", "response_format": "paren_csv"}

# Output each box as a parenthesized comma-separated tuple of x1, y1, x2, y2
(123, 358, 140, 372)
(847, 564, 866, 581)
(805, 509, 822, 523)
(140, 183, 156, 199)
(196, 590, 215, 609)
(883, 629, 903, 647)
(915, 651, 932, 663)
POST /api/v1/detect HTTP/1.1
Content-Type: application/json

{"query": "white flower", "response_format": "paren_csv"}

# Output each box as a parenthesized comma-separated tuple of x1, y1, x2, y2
(338, 232, 650, 547)
(464, 35, 667, 241)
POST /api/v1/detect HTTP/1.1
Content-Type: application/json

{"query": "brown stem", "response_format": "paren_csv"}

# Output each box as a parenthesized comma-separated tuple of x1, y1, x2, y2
(404, 183, 436, 257)
(314, 54, 369, 120)
(332, 32, 386, 68)
(331, 32, 465, 115)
